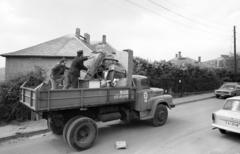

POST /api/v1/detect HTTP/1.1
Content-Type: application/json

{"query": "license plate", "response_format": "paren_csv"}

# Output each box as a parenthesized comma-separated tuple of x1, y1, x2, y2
(225, 121, 240, 127)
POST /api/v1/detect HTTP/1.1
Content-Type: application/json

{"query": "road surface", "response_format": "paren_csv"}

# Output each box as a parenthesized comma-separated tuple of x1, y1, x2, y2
(0, 98, 240, 154)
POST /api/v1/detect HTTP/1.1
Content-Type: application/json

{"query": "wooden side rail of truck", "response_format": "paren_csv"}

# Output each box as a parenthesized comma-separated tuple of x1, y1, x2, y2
(21, 82, 136, 112)
(20, 75, 175, 151)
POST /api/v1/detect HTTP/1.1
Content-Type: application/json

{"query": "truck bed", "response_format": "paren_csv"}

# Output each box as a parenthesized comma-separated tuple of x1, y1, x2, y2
(20, 82, 136, 112)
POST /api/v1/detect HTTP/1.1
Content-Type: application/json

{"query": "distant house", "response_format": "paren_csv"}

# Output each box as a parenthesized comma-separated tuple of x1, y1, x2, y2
(1, 28, 119, 80)
(168, 52, 201, 68)
(202, 55, 228, 69)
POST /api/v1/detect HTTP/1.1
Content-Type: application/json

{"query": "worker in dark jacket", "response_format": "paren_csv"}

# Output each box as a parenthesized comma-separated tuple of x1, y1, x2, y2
(64, 50, 89, 89)
(50, 58, 69, 90)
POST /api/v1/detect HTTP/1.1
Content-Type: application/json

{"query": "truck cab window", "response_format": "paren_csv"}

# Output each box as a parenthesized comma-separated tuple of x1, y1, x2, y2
(141, 79, 150, 89)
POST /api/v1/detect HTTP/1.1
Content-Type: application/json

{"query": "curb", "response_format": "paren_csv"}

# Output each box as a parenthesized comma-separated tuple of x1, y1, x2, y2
(174, 95, 215, 106)
(0, 129, 49, 143)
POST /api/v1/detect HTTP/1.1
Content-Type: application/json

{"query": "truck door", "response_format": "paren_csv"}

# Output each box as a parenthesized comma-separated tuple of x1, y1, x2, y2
(134, 78, 152, 111)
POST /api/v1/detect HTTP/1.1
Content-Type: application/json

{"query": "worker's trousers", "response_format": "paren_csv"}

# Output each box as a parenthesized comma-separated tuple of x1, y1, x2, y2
(64, 74, 79, 89)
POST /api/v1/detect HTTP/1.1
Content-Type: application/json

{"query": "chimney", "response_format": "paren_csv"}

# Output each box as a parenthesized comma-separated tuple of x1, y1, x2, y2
(198, 56, 201, 63)
(175, 54, 178, 58)
(84, 33, 90, 44)
(178, 51, 182, 58)
(102, 35, 106, 44)
(75, 28, 80, 38)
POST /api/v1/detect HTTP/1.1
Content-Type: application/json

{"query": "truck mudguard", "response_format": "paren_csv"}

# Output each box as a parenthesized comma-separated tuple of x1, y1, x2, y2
(148, 95, 173, 117)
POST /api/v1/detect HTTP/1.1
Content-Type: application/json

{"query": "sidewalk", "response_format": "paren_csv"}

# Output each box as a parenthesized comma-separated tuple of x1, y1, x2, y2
(0, 119, 48, 142)
(0, 92, 214, 142)
(173, 92, 215, 105)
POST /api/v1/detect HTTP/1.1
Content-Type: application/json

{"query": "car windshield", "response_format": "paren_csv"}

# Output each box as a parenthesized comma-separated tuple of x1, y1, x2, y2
(223, 100, 240, 111)
(221, 84, 236, 90)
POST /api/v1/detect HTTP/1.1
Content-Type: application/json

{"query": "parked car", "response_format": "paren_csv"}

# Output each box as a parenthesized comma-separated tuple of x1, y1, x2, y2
(214, 82, 240, 98)
(212, 96, 240, 134)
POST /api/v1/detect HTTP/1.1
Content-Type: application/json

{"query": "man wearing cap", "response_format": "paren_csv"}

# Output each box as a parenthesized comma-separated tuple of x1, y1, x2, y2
(50, 58, 69, 90)
(65, 50, 89, 89)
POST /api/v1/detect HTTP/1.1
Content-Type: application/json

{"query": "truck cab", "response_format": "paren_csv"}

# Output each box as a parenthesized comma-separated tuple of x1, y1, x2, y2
(132, 75, 174, 123)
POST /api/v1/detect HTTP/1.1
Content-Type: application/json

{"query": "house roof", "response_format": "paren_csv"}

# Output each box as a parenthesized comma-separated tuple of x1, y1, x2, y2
(1, 34, 117, 58)
(168, 57, 197, 66)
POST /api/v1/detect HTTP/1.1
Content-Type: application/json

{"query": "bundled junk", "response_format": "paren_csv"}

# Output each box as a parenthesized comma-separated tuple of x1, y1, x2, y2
(78, 48, 127, 89)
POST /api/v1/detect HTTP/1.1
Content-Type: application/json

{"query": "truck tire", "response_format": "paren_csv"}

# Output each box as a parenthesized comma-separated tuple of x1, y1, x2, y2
(47, 114, 65, 135)
(63, 116, 82, 143)
(152, 104, 168, 127)
(66, 117, 98, 151)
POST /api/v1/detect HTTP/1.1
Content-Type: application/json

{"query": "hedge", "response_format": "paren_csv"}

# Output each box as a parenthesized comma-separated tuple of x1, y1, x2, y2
(133, 57, 233, 93)
(0, 67, 45, 123)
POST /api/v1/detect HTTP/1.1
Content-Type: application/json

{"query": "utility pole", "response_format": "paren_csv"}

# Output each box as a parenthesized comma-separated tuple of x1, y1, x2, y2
(234, 25, 237, 80)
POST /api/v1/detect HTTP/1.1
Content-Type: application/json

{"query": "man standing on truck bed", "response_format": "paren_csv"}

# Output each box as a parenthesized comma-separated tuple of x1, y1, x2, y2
(50, 58, 69, 90)
(65, 50, 89, 89)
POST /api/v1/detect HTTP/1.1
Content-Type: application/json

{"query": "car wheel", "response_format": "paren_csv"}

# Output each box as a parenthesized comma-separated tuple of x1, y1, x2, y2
(66, 117, 98, 151)
(152, 104, 168, 127)
(219, 129, 227, 134)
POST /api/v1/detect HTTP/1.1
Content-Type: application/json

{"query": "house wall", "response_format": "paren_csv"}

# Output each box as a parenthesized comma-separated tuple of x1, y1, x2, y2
(5, 50, 130, 81)
(203, 58, 226, 68)
(5, 57, 73, 80)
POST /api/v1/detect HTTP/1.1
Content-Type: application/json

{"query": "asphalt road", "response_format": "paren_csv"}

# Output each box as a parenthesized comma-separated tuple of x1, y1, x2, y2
(0, 98, 240, 154)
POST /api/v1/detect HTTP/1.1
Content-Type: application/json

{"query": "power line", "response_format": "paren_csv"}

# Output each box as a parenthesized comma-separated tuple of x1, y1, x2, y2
(158, 0, 231, 31)
(124, 0, 221, 37)
(148, 0, 230, 37)
(148, 0, 203, 25)
(124, 0, 191, 27)
(124, 0, 230, 39)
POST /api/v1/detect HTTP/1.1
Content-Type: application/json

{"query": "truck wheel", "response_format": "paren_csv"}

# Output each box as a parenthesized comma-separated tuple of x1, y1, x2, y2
(152, 104, 168, 127)
(48, 114, 65, 135)
(219, 129, 227, 134)
(63, 116, 82, 143)
(66, 117, 98, 151)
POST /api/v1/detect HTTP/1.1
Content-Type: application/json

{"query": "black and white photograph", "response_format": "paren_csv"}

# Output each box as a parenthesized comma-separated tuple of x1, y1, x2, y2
(0, 0, 240, 154)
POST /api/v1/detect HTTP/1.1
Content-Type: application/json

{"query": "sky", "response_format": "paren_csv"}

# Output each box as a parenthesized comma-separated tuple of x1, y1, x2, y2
(0, 0, 240, 68)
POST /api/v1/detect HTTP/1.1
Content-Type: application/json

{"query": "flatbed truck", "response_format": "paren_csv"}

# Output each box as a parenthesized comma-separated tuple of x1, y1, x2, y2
(20, 49, 175, 151)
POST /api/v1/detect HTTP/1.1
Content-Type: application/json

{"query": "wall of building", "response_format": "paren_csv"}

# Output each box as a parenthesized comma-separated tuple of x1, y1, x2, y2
(5, 57, 73, 80)
(5, 50, 130, 81)
(203, 57, 226, 68)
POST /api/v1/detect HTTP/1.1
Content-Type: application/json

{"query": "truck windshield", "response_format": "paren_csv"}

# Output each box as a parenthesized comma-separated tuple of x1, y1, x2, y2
(223, 100, 240, 111)
(141, 79, 150, 89)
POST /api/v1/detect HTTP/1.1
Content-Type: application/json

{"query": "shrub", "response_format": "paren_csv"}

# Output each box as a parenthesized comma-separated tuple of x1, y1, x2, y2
(133, 57, 230, 94)
(0, 67, 45, 122)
